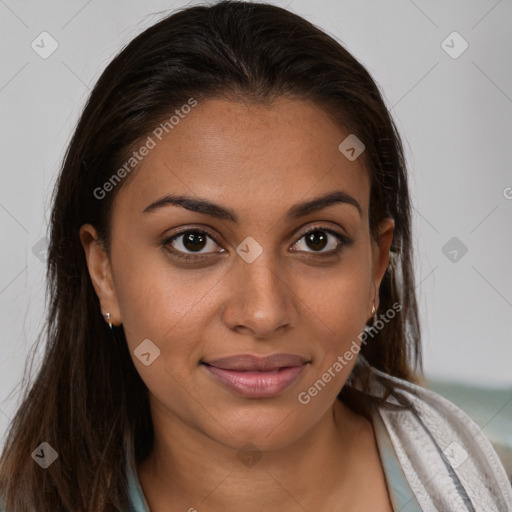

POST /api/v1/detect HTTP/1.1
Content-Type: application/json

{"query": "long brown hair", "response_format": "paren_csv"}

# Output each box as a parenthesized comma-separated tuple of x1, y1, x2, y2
(0, 1, 421, 510)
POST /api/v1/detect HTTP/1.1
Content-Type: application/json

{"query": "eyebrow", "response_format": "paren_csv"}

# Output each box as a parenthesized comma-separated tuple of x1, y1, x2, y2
(141, 190, 362, 221)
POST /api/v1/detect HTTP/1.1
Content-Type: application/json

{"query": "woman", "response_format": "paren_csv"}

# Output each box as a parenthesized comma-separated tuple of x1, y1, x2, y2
(0, 1, 510, 511)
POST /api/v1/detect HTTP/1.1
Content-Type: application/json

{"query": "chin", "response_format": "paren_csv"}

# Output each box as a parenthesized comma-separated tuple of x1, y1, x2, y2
(209, 408, 310, 452)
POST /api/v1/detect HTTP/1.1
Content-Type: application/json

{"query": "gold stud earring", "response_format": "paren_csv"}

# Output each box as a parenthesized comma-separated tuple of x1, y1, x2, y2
(103, 312, 113, 329)
(367, 302, 377, 328)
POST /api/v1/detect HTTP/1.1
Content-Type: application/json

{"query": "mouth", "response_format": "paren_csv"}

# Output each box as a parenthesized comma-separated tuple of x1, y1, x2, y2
(201, 353, 310, 398)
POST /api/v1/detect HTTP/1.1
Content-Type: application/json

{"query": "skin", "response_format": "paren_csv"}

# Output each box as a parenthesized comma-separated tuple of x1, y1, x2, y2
(80, 97, 395, 511)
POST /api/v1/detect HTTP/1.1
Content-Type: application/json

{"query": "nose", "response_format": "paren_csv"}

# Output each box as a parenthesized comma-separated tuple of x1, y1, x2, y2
(221, 253, 299, 340)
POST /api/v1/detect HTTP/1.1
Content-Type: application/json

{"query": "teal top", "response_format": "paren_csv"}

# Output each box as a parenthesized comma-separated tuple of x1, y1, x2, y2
(125, 410, 422, 511)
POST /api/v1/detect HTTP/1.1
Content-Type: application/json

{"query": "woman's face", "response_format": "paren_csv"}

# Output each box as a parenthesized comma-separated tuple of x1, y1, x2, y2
(81, 97, 394, 451)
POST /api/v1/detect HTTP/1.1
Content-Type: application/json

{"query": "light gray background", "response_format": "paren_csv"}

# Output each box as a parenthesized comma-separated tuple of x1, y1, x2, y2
(1, 0, 511, 447)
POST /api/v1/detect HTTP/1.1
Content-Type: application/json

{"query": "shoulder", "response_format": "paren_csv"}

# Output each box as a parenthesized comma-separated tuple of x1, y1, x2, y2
(359, 359, 512, 511)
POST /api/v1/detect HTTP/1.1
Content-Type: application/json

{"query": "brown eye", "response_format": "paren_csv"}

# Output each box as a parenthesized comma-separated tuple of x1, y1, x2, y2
(291, 227, 349, 255)
(164, 229, 225, 260)
(304, 230, 328, 251)
(182, 231, 207, 252)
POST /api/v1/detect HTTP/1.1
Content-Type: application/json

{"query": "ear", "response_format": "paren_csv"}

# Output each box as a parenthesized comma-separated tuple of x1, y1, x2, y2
(370, 217, 395, 313)
(79, 224, 122, 326)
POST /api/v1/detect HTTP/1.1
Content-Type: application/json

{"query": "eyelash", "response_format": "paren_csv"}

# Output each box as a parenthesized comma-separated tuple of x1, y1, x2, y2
(162, 225, 352, 261)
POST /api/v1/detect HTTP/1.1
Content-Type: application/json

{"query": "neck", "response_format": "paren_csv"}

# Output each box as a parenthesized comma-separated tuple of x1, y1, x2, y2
(137, 398, 372, 512)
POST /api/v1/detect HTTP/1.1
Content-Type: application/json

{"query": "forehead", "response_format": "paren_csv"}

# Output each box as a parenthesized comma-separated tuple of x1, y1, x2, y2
(113, 97, 370, 221)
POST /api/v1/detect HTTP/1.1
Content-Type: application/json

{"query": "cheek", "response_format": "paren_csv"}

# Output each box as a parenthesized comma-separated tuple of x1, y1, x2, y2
(110, 244, 188, 345)
(298, 251, 372, 383)
(111, 252, 209, 405)
(292, 273, 372, 422)
(111, 242, 226, 368)
(301, 253, 372, 338)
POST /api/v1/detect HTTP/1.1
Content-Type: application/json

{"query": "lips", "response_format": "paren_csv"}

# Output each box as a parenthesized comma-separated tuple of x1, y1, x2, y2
(201, 353, 310, 398)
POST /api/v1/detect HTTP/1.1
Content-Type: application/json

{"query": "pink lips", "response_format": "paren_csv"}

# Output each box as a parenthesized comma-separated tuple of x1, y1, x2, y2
(202, 353, 309, 398)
